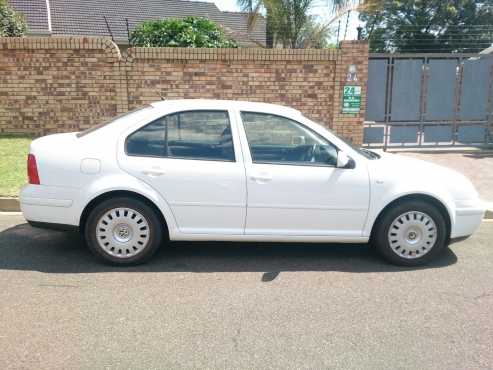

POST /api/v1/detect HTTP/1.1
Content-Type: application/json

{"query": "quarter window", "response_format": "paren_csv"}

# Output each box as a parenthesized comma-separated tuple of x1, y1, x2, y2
(241, 112, 338, 166)
(126, 110, 235, 161)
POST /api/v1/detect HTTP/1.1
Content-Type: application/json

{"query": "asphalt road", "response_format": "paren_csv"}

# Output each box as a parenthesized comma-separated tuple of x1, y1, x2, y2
(0, 213, 492, 370)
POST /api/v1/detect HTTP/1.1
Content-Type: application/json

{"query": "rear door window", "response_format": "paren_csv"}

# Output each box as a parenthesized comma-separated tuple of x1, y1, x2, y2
(126, 110, 235, 162)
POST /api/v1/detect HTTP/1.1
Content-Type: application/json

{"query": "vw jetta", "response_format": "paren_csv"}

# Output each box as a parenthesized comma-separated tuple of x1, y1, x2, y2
(20, 100, 485, 266)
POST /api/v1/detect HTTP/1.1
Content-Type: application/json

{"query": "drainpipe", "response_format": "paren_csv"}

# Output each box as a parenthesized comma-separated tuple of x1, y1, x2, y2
(45, 0, 52, 32)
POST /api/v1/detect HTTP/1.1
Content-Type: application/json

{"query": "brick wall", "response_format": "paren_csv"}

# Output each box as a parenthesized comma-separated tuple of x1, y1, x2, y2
(0, 37, 368, 144)
(0, 37, 122, 135)
(125, 48, 337, 130)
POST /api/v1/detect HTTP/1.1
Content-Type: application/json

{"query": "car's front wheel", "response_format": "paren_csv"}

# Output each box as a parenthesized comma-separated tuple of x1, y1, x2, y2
(372, 200, 448, 266)
(85, 196, 163, 265)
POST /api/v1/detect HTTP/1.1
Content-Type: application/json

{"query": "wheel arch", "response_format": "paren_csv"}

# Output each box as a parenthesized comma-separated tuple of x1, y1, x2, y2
(79, 190, 169, 239)
(370, 193, 452, 241)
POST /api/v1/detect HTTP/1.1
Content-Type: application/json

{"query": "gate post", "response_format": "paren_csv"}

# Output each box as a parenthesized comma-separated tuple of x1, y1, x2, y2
(332, 41, 369, 145)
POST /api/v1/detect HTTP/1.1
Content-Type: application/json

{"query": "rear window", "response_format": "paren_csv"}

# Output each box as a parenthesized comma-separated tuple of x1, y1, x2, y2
(76, 105, 153, 138)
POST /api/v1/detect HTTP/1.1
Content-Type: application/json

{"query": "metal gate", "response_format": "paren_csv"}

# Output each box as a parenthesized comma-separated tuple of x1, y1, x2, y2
(364, 53, 493, 149)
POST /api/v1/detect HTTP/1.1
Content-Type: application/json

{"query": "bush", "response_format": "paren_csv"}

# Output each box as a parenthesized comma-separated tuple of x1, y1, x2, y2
(130, 16, 237, 48)
(0, 0, 27, 37)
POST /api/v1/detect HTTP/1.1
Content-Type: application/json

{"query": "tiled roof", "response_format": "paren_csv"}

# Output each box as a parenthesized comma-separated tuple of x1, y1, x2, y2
(210, 11, 265, 47)
(8, 0, 49, 34)
(8, 0, 266, 47)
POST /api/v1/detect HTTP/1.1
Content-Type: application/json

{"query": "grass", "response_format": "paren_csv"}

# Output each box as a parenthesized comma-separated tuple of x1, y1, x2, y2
(0, 136, 33, 197)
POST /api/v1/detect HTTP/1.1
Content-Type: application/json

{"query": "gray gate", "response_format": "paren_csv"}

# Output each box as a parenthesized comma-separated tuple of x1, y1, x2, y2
(364, 53, 493, 149)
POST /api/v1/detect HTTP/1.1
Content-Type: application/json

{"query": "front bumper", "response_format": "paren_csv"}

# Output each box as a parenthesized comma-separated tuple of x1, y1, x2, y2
(450, 201, 485, 238)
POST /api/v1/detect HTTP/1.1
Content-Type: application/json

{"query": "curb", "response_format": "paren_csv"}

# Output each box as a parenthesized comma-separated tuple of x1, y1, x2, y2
(0, 197, 20, 212)
(1, 197, 492, 219)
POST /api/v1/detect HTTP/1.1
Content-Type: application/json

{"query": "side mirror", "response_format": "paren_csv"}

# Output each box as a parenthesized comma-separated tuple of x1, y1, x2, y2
(336, 151, 355, 169)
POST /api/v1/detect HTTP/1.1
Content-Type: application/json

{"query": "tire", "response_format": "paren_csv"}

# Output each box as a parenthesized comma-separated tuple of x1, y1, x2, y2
(372, 200, 448, 266)
(84, 196, 163, 266)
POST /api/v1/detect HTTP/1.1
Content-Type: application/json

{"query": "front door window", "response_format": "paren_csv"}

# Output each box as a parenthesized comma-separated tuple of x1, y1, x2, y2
(241, 112, 338, 166)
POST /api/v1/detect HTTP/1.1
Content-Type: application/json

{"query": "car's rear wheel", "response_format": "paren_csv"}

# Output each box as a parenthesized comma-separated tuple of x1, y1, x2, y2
(372, 200, 448, 266)
(85, 197, 163, 265)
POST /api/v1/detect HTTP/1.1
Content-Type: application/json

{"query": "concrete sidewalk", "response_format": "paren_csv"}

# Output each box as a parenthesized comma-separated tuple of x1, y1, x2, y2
(397, 151, 493, 204)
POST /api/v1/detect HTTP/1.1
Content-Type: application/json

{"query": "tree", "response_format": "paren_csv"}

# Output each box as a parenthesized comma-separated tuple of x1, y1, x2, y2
(265, 0, 313, 48)
(360, 0, 493, 53)
(237, 0, 374, 48)
(296, 17, 333, 48)
(237, 0, 275, 46)
(0, 0, 27, 37)
(130, 17, 237, 48)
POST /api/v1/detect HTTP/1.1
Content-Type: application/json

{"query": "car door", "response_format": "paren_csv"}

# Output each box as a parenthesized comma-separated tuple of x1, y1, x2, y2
(119, 109, 246, 235)
(237, 111, 369, 237)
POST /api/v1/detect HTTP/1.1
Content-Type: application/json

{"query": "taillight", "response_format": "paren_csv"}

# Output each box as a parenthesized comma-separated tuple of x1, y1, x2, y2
(27, 154, 40, 185)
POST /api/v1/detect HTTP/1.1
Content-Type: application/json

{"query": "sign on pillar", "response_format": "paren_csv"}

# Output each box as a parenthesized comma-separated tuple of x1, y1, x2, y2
(342, 85, 361, 114)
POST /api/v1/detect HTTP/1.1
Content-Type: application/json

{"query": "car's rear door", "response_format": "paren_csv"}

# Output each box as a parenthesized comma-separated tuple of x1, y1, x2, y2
(118, 109, 247, 235)
(237, 111, 370, 238)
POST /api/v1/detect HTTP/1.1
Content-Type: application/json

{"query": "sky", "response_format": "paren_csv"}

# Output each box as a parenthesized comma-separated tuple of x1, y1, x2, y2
(198, 0, 362, 42)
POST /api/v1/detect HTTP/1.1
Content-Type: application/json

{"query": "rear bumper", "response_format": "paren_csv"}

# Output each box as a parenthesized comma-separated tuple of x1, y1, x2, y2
(450, 204, 485, 239)
(20, 184, 80, 227)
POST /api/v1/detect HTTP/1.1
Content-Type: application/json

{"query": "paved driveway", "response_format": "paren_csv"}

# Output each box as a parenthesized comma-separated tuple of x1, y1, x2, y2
(0, 214, 492, 369)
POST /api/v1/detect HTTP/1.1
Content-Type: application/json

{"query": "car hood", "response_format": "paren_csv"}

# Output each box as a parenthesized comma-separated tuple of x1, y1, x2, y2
(368, 151, 480, 201)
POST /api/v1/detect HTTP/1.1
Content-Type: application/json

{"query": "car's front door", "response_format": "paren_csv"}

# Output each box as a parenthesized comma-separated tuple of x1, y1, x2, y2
(238, 111, 369, 237)
(119, 109, 246, 235)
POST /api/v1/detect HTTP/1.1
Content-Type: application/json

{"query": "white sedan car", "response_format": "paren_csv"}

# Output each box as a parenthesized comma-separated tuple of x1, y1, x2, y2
(20, 100, 485, 266)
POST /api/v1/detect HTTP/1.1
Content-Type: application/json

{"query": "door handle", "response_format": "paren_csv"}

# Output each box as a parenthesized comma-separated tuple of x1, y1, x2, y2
(250, 173, 272, 183)
(142, 168, 166, 177)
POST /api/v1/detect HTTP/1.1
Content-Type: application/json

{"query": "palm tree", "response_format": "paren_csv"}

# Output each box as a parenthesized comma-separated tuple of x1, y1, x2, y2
(237, 0, 275, 46)
(238, 0, 378, 48)
(265, 0, 314, 48)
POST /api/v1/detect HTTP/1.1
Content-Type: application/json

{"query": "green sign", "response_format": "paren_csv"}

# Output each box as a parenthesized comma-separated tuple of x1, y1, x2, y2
(342, 85, 361, 114)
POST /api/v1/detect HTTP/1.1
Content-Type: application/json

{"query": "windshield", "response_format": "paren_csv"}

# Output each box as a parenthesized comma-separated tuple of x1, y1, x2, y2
(76, 105, 154, 138)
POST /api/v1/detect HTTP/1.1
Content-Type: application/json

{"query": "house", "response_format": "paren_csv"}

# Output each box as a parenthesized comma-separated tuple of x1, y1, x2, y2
(8, 0, 266, 48)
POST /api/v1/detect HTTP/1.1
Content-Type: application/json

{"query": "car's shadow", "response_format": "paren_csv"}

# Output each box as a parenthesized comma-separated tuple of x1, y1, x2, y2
(0, 223, 457, 276)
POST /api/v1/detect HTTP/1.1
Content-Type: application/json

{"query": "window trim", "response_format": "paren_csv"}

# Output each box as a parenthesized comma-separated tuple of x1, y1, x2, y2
(124, 109, 237, 163)
(239, 111, 340, 168)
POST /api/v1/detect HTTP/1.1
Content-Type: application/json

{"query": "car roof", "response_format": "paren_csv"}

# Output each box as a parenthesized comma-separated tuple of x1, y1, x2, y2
(150, 99, 302, 117)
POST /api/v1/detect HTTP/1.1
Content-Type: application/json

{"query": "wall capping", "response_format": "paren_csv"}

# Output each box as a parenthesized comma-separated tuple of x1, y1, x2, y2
(125, 47, 339, 62)
(0, 36, 121, 61)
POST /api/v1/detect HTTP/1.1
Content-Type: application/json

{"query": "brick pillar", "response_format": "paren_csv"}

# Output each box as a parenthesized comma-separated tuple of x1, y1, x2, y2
(331, 40, 369, 145)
